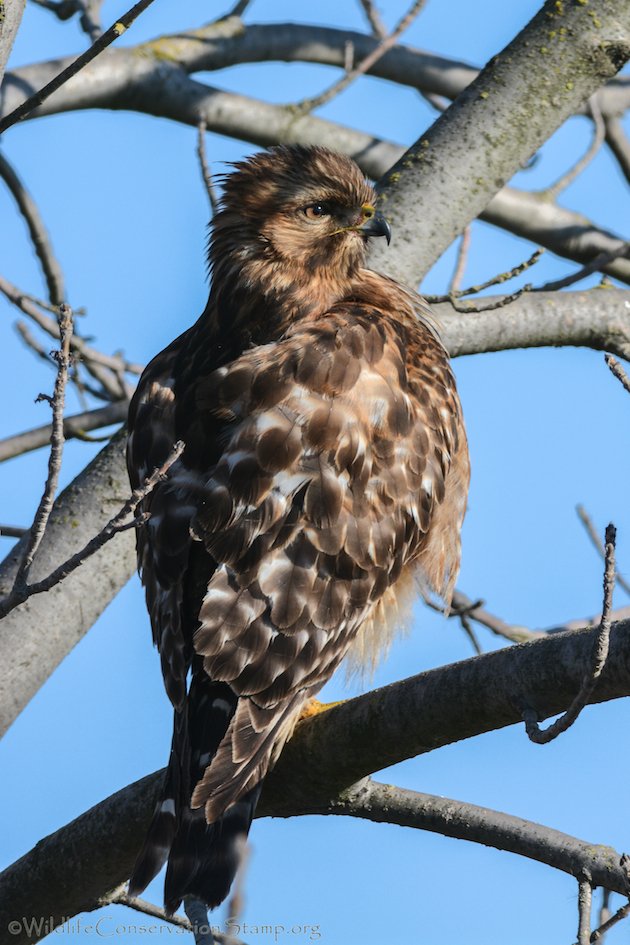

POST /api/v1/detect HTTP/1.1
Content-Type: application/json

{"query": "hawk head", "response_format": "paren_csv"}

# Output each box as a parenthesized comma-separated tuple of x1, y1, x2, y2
(209, 146, 391, 313)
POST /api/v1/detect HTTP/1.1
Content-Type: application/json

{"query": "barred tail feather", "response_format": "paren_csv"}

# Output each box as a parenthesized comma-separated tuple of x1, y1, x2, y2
(190, 693, 305, 824)
(129, 674, 263, 915)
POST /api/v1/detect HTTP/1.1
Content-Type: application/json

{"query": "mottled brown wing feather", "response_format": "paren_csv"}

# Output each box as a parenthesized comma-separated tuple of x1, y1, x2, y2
(163, 305, 468, 820)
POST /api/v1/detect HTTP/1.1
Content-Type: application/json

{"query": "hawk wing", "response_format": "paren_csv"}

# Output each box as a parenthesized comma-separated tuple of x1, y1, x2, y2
(127, 299, 468, 908)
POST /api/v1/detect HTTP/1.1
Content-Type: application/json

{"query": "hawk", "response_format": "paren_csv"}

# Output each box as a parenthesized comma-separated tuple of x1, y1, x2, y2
(126, 145, 469, 914)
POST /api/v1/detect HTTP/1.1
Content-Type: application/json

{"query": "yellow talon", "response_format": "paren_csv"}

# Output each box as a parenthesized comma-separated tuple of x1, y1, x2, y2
(298, 697, 346, 721)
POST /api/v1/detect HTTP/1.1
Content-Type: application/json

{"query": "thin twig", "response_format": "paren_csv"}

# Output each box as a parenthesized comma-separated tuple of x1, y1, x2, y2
(0, 440, 184, 619)
(425, 248, 544, 304)
(576, 505, 630, 597)
(184, 898, 215, 945)
(32, 0, 104, 42)
(590, 900, 630, 942)
(0, 0, 157, 135)
(458, 613, 483, 654)
(0, 401, 129, 463)
(448, 226, 471, 296)
(292, 0, 427, 114)
(420, 90, 448, 112)
(592, 889, 611, 944)
(577, 875, 593, 945)
(1, 276, 139, 399)
(74, 0, 103, 41)
(547, 97, 605, 200)
(103, 887, 250, 945)
(605, 353, 630, 395)
(534, 244, 630, 293)
(226, 0, 253, 16)
(197, 122, 219, 215)
(0, 525, 28, 539)
(357, 0, 387, 38)
(15, 320, 54, 366)
(0, 152, 65, 305)
(106, 889, 192, 931)
(12, 304, 74, 595)
(604, 116, 630, 186)
(425, 589, 543, 644)
(226, 837, 250, 928)
(30, 0, 102, 37)
(445, 283, 532, 313)
(524, 524, 616, 744)
(343, 40, 355, 73)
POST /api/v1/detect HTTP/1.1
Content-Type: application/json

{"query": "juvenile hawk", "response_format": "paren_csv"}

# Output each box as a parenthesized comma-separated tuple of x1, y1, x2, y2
(127, 145, 469, 913)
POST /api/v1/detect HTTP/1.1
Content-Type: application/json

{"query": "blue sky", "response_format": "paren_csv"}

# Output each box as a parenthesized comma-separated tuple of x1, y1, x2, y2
(2, 1, 630, 943)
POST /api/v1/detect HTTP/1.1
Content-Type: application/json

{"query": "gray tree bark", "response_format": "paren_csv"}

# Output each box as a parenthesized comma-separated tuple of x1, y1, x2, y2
(0, 0, 25, 87)
(0, 429, 136, 737)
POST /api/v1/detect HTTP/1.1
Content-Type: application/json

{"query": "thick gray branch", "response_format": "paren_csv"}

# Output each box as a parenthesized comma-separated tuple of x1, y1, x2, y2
(3, 620, 630, 940)
(4, 19, 629, 118)
(481, 189, 630, 283)
(0, 0, 25, 88)
(325, 781, 628, 896)
(0, 400, 128, 463)
(436, 289, 630, 361)
(3, 57, 629, 284)
(369, 0, 630, 282)
(0, 428, 136, 737)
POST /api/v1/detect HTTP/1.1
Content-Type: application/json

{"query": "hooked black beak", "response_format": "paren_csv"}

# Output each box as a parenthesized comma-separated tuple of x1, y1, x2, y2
(359, 210, 392, 245)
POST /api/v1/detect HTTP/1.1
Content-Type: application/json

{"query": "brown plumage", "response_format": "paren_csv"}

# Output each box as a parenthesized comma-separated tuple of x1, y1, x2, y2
(127, 145, 469, 913)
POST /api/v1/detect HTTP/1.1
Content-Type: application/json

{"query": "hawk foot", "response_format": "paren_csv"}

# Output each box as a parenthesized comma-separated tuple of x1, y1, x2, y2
(299, 697, 346, 721)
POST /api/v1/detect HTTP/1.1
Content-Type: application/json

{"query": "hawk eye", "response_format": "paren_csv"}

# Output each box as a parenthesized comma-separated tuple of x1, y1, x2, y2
(302, 203, 329, 220)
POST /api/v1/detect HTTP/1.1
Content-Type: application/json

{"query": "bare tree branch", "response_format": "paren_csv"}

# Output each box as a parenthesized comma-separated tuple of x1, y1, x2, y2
(0, 0, 25, 87)
(196, 122, 219, 215)
(357, 0, 386, 39)
(535, 244, 630, 293)
(4, 19, 630, 125)
(591, 896, 630, 941)
(0, 525, 27, 539)
(547, 97, 606, 201)
(0, 151, 65, 305)
(0, 276, 137, 399)
(0, 0, 158, 134)
(0, 439, 183, 619)
(368, 2, 630, 284)
(605, 352, 630, 393)
(4, 62, 629, 286)
(184, 899, 215, 945)
(426, 248, 544, 305)
(435, 289, 630, 361)
(294, 0, 427, 115)
(594, 889, 612, 944)
(0, 400, 129, 463)
(6, 617, 630, 939)
(12, 303, 73, 594)
(102, 887, 193, 932)
(576, 504, 630, 598)
(0, 428, 136, 737)
(31, 0, 104, 42)
(448, 226, 471, 296)
(324, 781, 627, 902)
(480, 189, 630, 286)
(577, 876, 594, 945)
(448, 590, 544, 644)
(604, 115, 630, 184)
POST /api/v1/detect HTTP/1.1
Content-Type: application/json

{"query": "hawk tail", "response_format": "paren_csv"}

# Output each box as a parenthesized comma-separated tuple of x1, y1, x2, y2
(128, 675, 261, 915)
